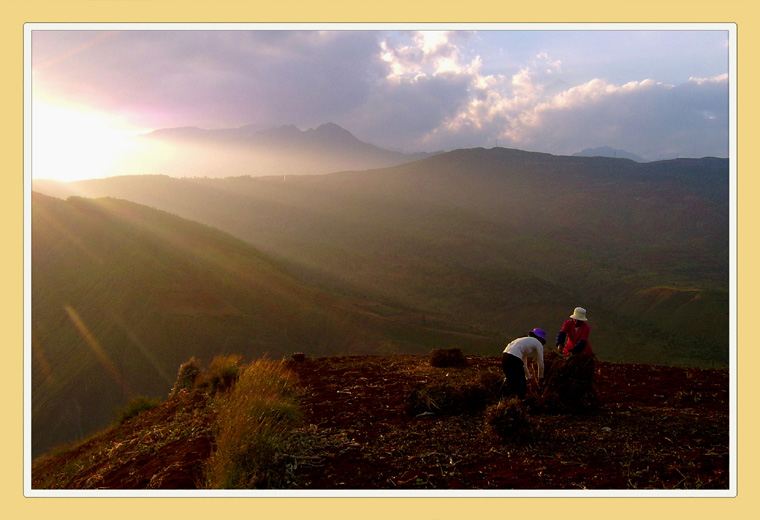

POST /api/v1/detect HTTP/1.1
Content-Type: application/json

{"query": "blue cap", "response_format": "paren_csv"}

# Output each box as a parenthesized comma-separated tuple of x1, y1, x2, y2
(531, 328, 546, 341)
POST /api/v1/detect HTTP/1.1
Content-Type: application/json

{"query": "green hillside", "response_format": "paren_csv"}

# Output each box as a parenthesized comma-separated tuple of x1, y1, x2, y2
(31, 192, 499, 457)
(32, 148, 730, 368)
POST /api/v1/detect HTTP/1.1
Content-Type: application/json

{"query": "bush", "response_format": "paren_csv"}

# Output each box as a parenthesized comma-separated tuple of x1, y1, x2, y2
(484, 397, 534, 444)
(115, 396, 161, 425)
(169, 357, 202, 399)
(204, 358, 303, 489)
(429, 347, 468, 368)
(204, 354, 244, 394)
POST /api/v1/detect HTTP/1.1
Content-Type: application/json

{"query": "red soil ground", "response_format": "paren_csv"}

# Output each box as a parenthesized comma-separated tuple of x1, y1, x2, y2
(287, 355, 730, 490)
(31, 355, 730, 491)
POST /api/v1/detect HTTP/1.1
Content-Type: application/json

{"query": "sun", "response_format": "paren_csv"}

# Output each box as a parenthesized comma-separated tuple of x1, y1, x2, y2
(32, 102, 145, 183)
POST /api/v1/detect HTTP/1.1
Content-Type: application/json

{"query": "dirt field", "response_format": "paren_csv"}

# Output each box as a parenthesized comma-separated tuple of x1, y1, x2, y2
(287, 355, 730, 490)
(31, 354, 730, 491)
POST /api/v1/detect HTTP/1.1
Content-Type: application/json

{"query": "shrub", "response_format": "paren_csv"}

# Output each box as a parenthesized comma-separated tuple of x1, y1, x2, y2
(203, 354, 244, 394)
(169, 357, 202, 399)
(484, 397, 534, 444)
(115, 396, 161, 425)
(204, 358, 303, 489)
(429, 347, 467, 368)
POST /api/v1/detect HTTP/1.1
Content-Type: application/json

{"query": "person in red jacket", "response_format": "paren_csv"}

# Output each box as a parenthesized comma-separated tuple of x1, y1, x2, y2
(556, 307, 593, 357)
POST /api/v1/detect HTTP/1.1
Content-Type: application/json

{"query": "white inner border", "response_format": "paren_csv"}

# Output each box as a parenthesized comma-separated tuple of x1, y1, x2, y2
(23, 22, 738, 499)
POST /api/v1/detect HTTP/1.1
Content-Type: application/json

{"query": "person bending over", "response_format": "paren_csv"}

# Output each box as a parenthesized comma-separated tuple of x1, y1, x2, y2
(502, 328, 546, 399)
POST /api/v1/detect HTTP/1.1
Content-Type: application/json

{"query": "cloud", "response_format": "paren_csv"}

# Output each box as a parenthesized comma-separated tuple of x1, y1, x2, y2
(31, 29, 730, 159)
(32, 30, 384, 129)
(405, 46, 728, 159)
(498, 74, 729, 159)
(342, 31, 477, 148)
(379, 31, 474, 79)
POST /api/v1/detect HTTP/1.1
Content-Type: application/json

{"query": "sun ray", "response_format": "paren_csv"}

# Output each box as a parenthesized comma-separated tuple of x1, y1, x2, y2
(109, 311, 174, 386)
(33, 31, 120, 71)
(64, 305, 133, 397)
(31, 329, 54, 385)
(33, 198, 105, 265)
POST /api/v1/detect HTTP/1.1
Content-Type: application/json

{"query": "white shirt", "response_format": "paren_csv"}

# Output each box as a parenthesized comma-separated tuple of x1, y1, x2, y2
(503, 336, 545, 379)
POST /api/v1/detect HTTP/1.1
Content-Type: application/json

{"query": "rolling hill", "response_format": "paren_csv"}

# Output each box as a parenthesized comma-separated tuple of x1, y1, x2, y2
(31, 192, 499, 456)
(33, 147, 731, 369)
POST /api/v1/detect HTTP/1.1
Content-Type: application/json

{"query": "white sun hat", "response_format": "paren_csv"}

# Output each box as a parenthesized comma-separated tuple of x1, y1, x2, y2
(570, 307, 588, 321)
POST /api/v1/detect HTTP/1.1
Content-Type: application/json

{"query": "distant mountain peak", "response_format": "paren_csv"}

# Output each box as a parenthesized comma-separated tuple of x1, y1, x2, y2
(131, 122, 437, 178)
(262, 124, 303, 137)
(305, 122, 360, 142)
(315, 122, 347, 133)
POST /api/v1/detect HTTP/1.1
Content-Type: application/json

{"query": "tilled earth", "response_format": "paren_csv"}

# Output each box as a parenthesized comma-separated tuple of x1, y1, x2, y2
(31, 355, 730, 491)
(286, 355, 730, 490)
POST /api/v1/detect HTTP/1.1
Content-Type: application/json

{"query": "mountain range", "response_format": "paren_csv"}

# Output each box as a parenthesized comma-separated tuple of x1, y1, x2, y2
(108, 122, 438, 178)
(33, 147, 730, 362)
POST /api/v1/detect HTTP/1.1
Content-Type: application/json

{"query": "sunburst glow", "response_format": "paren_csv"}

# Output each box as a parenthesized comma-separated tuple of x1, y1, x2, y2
(32, 102, 146, 182)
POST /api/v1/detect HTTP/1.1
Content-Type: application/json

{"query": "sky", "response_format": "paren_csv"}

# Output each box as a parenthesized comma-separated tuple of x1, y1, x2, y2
(28, 25, 733, 182)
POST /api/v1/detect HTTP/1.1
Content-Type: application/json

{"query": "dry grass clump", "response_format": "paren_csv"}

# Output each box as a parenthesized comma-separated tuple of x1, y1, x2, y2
(203, 354, 244, 394)
(204, 358, 303, 489)
(114, 396, 161, 425)
(169, 355, 247, 398)
(476, 370, 506, 396)
(404, 373, 502, 416)
(484, 397, 535, 444)
(429, 347, 468, 368)
(536, 350, 599, 414)
(168, 357, 202, 399)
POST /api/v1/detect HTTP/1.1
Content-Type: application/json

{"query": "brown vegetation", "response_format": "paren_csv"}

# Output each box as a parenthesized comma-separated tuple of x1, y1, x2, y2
(429, 347, 468, 368)
(484, 397, 535, 444)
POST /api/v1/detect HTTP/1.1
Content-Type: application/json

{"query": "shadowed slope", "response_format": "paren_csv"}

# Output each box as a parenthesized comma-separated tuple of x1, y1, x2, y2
(31, 192, 498, 456)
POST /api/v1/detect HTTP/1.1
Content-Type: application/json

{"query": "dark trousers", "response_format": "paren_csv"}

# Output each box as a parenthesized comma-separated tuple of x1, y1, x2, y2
(502, 353, 527, 399)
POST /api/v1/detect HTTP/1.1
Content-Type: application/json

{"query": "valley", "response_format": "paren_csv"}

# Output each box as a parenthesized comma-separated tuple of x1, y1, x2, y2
(30, 146, 731, 457)
(34, 148, 730, 365)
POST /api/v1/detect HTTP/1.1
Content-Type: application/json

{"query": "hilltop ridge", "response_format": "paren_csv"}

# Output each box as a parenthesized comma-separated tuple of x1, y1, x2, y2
(31, 353, 729, 491)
